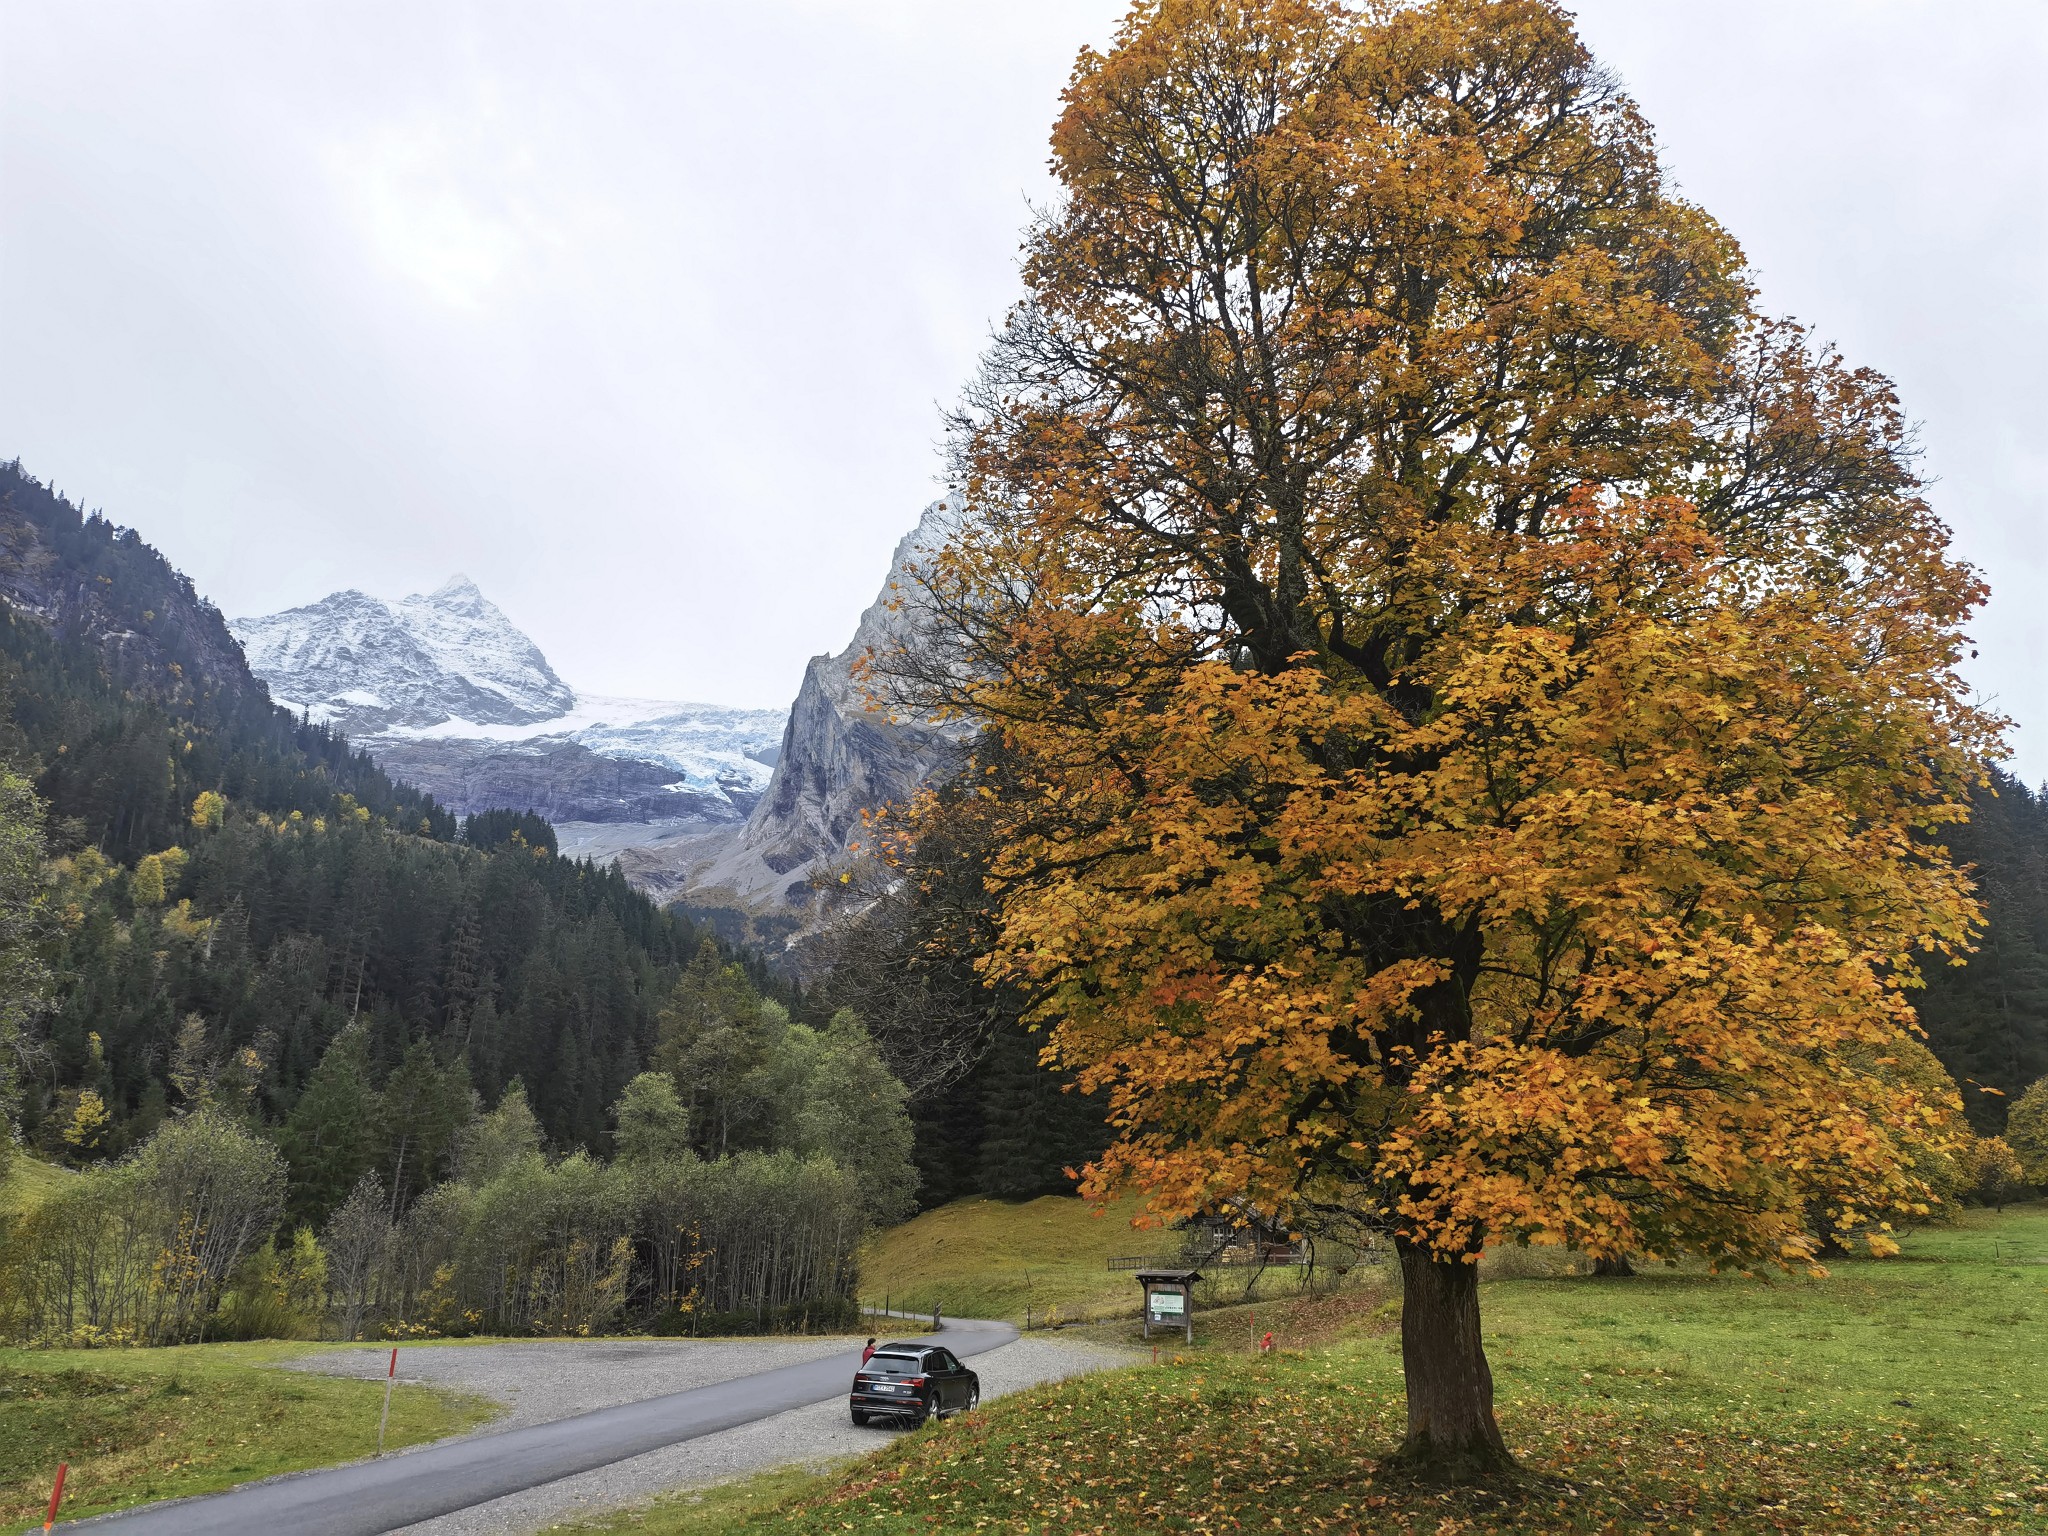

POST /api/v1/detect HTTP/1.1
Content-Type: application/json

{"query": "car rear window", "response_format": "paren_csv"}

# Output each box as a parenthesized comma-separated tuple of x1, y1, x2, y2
(865, 1353, 924, 1375)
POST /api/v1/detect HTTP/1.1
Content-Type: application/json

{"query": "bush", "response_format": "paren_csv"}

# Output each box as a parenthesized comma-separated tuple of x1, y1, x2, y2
(1965, 1137, 2028, 1210)
(216, 1226, 329, 1340)
(2008, 1077, 2048, 1188)
(0, 1109, 285, 1344)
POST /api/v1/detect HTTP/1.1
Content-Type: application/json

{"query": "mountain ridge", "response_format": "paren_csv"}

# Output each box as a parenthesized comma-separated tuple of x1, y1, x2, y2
(228, 503, 967, 928)
(656, 498, 970, 931)
(230, 576, 576, 734)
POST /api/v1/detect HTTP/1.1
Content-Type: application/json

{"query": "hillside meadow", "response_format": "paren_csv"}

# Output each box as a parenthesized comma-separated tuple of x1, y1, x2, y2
(0, 1341, 493, 1527)
(562, 1202, 2048, 1534)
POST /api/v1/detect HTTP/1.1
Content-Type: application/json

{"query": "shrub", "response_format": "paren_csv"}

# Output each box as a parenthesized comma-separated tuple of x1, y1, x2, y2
(2007, 1077, 2048, 1188)
(1, 1108, 285, 1344)
(1965, 1137, 2028, 1210)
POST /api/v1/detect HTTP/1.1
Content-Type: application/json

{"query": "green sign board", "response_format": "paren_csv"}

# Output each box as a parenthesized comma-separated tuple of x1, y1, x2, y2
(1149, 1291, 1185, 1318)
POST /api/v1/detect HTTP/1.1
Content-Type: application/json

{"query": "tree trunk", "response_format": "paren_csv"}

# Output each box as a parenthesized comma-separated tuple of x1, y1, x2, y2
(1591, 1254, 1635, 1277)
(1392, 1238, 1515, 1480)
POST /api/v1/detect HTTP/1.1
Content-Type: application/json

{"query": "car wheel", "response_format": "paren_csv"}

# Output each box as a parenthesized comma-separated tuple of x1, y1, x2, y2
(913, 1391, 936, 1427)
(851, 1409, 869, 1427)
(966, 1383, 980, 1412)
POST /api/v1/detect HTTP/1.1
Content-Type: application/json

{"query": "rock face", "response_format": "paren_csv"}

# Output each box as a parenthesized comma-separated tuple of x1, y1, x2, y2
(368, 697, 787, 826)
(367, 736, 762, 826)
(226, 506, 963, 921)
(230, 577, 575, 735)
(670, 500, 970, 918)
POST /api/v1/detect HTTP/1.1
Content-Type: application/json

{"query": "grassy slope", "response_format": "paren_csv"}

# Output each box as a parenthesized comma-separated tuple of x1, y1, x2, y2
(857, 1193, 1159, 1324)
(0, 1342, 495, 1527)
(567, 1203, 2048, 1534)
(0, 1154, 72, 1219)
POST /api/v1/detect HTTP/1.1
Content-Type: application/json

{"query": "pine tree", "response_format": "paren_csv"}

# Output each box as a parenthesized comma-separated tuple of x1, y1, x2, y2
(455, 1080, 543, 1184)
(377, 1039, 474, 1214)
(278, 1024, 381, 1225)
(653, 939, 768, 1156)
(1917, 772, 2048, 1129)
(975, 1021, 1108, 1200)
(612, 1072, 691, 1165)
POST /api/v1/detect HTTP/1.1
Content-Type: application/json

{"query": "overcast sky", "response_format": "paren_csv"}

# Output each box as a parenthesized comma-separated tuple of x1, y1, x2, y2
(3, 1, 2044, 777)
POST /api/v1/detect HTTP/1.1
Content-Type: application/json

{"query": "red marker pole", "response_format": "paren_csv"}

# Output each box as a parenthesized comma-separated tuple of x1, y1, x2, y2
(376, 1348, 397, 1456)
(43, 1461, 68, 1531)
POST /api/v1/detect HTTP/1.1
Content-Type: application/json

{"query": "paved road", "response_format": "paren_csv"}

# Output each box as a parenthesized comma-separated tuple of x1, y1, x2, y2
(70, 1319, 1018, 1535)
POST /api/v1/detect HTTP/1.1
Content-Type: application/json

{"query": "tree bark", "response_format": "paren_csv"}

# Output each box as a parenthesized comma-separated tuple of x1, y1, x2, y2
(1392, 1238, 1515, 1480)
(1591, 1254, 1635, 1277)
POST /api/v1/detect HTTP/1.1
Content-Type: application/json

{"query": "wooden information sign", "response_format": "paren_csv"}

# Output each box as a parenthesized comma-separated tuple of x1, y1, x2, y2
(1135, 1268, 1199, 1344)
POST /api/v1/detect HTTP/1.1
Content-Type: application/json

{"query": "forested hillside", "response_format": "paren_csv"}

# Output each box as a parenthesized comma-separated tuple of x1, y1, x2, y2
(0, 462, 924, 1343)
(0, 462, 750, 1166)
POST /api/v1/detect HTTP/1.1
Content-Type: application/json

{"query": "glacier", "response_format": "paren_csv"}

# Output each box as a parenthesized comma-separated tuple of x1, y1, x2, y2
(232, 580, 786, 825)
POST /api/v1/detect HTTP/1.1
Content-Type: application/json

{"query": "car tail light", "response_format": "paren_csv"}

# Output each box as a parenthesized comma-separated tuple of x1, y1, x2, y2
(906, 1376, 925, 1387)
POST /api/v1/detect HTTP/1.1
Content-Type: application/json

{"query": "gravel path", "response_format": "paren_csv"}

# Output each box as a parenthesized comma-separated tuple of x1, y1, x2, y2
(289, 1334, 1133, 1535)
(290, 1338, 852, 1432)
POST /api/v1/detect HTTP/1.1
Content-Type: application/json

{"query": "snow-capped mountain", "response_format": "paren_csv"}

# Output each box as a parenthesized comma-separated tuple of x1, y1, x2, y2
(231, 579, 786, 830)
(230, 576, 574, 734)
(231, 512, 961, 921)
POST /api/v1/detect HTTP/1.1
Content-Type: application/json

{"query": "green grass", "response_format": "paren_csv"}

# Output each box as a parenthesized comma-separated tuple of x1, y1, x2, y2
(573, 1203, 2048, 1533)
(860, 1192, 1249, 1325)
(0, 1341, 496, 1527)
(0, 1154, 72, 1220)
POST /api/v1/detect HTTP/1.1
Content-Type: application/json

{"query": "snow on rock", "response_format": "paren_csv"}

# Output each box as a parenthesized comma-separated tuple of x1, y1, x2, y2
(231, 579, 786, 827)
(230, 577, 574, 733)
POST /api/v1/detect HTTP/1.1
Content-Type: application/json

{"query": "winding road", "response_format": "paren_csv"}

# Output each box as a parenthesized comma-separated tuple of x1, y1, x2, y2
(70, 1319, 1019, 1534)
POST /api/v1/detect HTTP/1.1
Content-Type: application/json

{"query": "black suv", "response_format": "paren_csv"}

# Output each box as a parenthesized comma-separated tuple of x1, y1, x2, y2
(849, 1343, 981, 1427)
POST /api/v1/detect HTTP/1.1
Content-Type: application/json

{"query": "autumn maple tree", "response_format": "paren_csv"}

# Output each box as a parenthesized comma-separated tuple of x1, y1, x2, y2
(894, 0, 1998, 1479)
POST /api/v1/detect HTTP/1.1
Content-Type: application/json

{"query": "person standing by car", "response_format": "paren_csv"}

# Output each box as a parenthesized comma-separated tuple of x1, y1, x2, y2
(861, 1337, 877, 1364)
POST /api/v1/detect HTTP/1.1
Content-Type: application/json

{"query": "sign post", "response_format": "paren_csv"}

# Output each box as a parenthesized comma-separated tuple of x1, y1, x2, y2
(1134, 1268, 1199, 1346)
(43, 1462, 67, 1532)
(376, 1347, 397, 1456)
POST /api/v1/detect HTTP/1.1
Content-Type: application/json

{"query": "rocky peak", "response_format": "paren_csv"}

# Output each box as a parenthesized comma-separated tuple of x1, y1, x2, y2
(230, 576, 575, 735)
(673, 499, 970, 916)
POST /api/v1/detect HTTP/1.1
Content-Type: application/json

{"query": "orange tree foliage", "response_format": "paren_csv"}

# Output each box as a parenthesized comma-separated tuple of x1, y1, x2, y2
(900, 0, 1998, 1319)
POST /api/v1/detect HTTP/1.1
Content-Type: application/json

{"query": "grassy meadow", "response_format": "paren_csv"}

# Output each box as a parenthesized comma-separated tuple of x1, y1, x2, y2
(0, 1153, 71, 1220)
(565, 1202, 2048, 1534)
(0, 1342, 495, 1527)
(854, 1192, 1353, 1326)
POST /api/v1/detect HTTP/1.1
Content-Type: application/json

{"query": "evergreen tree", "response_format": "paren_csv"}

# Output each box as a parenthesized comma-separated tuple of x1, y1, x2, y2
(1916, 772, 2048, 1129)
(0, 765, 49, 1183)
(277, 1025, 380, 1226)
(455, 1080, 543, 1185)
(975, 1020, 1109, 1201)
(653, 939, 769, 1156)
(612, 1072, 691, 1165)
(378, 1040, 474, 1213)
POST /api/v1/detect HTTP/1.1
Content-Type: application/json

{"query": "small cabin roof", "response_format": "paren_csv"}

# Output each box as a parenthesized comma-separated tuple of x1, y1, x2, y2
(1134, 1268, 1202, 1284)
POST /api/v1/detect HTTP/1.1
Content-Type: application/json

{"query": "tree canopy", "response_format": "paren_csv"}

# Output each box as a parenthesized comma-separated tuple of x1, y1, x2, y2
(905, 0, 1996, 1475)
